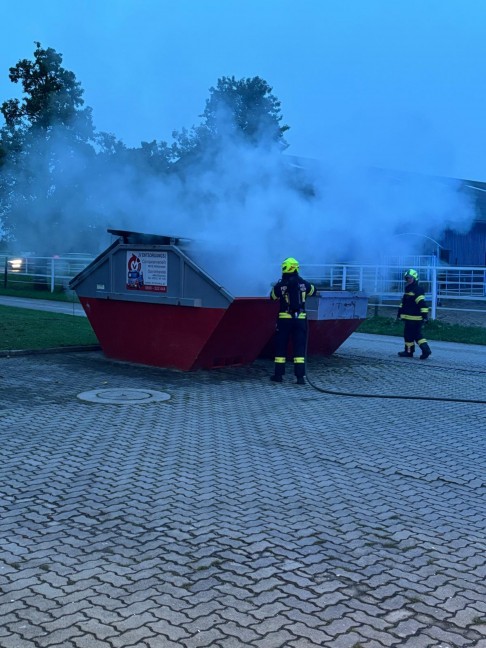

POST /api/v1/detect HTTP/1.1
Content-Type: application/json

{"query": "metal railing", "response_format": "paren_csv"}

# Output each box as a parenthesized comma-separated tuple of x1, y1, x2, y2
(1, 255, 485, 319)
(300, 263, 486, 319)
(0, 254, 94, 293)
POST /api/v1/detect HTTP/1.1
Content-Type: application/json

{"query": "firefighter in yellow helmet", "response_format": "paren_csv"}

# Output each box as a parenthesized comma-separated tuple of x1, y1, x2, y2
(397, 269, 432, 359)
(269, 257, 315, 384)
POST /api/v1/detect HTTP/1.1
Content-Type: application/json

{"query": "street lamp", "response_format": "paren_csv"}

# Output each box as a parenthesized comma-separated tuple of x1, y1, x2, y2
(393, 232, 443, 265)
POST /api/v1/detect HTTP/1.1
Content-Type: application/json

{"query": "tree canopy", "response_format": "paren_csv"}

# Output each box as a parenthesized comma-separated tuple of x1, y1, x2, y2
(1, 42, 95, 143)
(0, 44, 290, 251)
(172, 75, 289, 162)
(204, 76, 288, 144)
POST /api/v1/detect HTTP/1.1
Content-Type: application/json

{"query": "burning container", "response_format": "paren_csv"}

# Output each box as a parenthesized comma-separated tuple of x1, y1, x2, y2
(70, 230, 368, 371)
(259, 290, 368, 360)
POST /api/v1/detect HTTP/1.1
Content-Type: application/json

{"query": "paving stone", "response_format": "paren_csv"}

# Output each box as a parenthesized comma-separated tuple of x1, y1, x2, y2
(0, 635, 42, 648)
(396, 634, 439, 647)
(73, 637, 119, 648)
(204, 638, 250, 648)
(180, 627, 226, 647)
(327, 631, 369, 648)
(109, 627, 156, 647)
(251, 629, 295, 647)
(287, 640, 331, 648)
(423, 625, 475, 646)
(2, 348, 486, 647)
(284, 622, 333, 645)
(35, 627, 85, 646)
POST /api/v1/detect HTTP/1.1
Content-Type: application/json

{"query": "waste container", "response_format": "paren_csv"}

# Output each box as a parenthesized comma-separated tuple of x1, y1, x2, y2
(70, 230, 368, 370)
(259, 290, 368, 359)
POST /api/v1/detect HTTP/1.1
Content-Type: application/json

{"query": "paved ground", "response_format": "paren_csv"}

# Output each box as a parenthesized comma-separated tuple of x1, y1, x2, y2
(1, 332, 486, 648)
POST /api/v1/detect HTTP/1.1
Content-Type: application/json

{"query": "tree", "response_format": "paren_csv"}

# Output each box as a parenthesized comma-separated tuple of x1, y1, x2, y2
(204, 76, 288, 144)
(1, 41, 94, 140)
(0, 42, 180, 252)
(0, 43, 100, 251)
(172, 75, 289, 162)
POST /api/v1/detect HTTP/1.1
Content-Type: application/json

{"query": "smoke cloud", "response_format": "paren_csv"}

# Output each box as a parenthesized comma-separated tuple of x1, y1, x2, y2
(1, 98, 476, 297)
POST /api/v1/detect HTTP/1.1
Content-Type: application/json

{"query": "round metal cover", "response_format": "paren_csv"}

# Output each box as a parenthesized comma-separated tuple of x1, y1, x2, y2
(77, 388, 171, 404)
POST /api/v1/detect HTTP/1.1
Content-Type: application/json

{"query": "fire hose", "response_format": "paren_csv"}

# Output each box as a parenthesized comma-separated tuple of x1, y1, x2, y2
(303, 325, 486, 405)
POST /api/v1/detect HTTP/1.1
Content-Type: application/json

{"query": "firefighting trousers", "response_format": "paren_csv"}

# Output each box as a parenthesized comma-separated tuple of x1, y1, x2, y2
(273, 317, 307, 378)
(403, 320, 427, 352)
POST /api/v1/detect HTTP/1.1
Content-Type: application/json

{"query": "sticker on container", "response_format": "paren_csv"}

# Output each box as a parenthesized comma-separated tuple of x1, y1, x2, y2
(126, 251, 168, 292)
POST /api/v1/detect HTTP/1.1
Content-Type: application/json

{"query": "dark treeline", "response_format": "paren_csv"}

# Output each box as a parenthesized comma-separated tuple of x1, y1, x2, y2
(0, 43, 289, 253)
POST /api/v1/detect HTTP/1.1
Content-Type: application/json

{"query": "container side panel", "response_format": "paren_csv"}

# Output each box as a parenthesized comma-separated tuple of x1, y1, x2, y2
(73, 258, 112, 298)
(192, 298, 279, 369)
(80, 298, 225, 370)
(182, 264, 232, 307)
(307, 319, 364, 355)
(316, 292, 368, 319)
(259, 318, 364, 359)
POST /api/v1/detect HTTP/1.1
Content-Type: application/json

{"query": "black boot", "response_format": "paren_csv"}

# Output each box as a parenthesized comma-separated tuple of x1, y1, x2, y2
(398, 346, 414, 358)
(270, 375, 283, 383)
(419, 343, 431, 360)
(296, 376, 306, 385)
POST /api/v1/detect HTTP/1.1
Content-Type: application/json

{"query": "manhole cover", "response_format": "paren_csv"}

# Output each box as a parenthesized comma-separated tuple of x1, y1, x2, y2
(77, 388, 171, 404)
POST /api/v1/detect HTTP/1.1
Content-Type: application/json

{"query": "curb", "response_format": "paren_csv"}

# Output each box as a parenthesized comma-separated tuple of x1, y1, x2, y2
(0, 344, 101, 358)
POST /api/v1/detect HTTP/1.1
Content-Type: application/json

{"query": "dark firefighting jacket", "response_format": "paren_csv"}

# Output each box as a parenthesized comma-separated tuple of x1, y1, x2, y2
(397, 280, 429, 321)
(270, 272, 315, 319)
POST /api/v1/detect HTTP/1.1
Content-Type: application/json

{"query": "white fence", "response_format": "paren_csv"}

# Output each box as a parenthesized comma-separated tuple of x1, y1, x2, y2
(300, 263, 486, 319)
(0, 254, 95, 293)
(1, 254, 485, 319)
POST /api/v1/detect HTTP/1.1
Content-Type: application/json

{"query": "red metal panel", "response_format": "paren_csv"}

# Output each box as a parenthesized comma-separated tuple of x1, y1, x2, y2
(80, 297, 362, 370)
(259, 318, 365, 359)
(307, 319, 364, 355)
(80, 297, 279, 371)
(80, 297, 225, 370)
(192, 298, 279, 369)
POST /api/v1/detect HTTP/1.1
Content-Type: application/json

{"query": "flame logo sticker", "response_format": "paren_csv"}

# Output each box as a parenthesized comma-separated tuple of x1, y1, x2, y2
(128, 254, 142, 272)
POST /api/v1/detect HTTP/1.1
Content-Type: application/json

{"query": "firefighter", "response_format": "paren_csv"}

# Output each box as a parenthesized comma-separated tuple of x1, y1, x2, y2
(396, 268, 432, 359)
(270, 257, 315, 384)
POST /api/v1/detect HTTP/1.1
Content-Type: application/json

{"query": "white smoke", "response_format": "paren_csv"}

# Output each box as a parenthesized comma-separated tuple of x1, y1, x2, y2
(2, 97, 477, 297)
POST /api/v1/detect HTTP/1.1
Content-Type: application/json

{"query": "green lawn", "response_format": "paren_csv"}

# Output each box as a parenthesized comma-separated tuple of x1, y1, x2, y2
(358, 316, 486, 346)
(0, 306, 98, 351)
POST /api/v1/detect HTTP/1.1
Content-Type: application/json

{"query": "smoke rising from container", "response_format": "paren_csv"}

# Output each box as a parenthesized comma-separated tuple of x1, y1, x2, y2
(1, 104, 476, 296)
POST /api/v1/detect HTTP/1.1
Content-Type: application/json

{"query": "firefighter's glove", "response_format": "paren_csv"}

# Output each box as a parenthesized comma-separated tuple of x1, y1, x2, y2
(422, 316, 428, 324)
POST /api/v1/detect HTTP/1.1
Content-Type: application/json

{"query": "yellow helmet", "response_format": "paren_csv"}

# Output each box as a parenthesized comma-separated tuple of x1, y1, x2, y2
(282, 257, 299, 273)
(404, 268, 419, 280)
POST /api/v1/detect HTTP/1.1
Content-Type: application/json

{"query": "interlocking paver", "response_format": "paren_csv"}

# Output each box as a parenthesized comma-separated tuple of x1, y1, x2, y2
(1, 335, 486, 647)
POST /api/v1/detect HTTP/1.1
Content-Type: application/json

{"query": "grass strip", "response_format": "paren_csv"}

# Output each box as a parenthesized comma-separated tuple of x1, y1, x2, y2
(358, 316, 486, 346)
(0, 306, 98, 351)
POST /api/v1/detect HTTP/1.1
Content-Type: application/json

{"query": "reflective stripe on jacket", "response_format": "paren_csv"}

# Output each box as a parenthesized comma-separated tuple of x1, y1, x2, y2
(397, 281, 429, 321)
(270, 273, 315, 317)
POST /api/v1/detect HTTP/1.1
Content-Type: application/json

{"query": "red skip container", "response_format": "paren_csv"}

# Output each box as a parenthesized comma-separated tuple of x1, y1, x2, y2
(70, 230, 368, 370)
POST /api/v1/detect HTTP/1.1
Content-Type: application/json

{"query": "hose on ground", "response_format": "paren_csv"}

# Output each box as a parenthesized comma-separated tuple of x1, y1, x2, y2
(303, 325, 486, 405)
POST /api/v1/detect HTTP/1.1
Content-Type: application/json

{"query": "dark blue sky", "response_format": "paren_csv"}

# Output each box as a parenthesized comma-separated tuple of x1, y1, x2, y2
(2, 0, 486, 180)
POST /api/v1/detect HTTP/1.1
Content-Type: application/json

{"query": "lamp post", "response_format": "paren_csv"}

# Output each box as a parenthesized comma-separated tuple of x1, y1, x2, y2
(393, 232, 443, 265)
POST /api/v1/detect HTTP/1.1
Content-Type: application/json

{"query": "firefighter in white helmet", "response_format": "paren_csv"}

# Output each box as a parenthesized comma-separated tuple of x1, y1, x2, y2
(270, 257, 315, 384)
